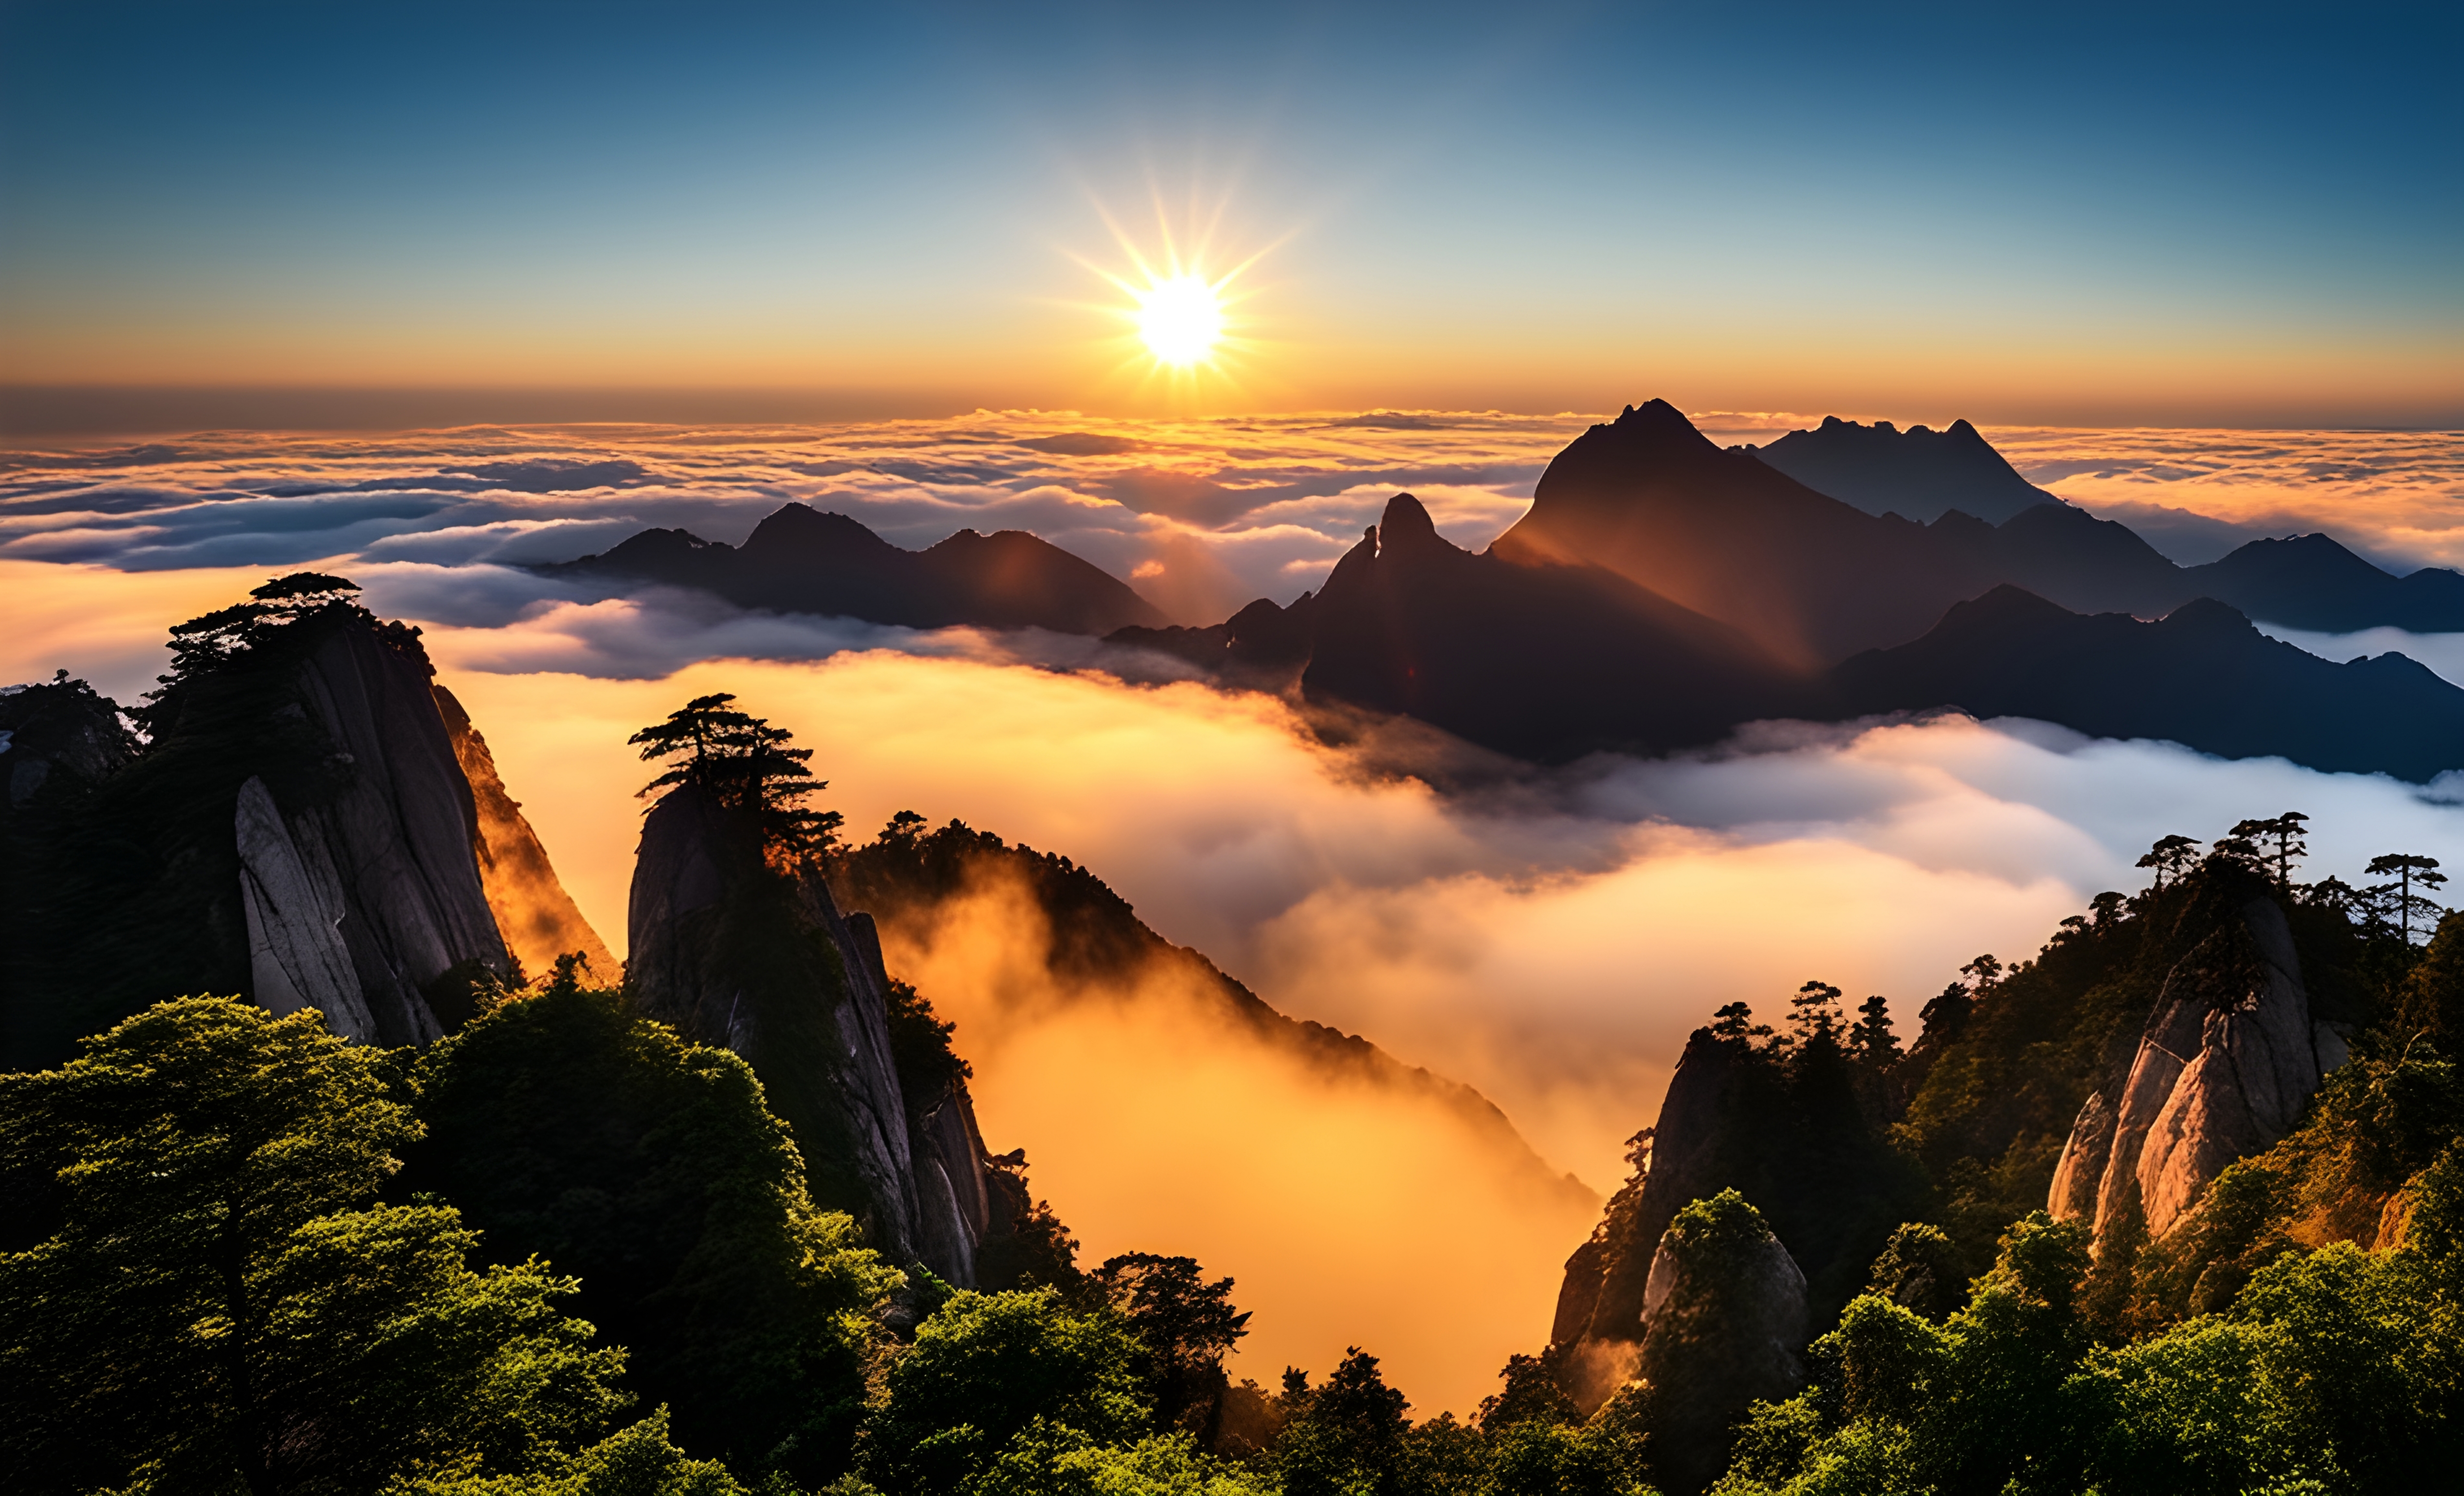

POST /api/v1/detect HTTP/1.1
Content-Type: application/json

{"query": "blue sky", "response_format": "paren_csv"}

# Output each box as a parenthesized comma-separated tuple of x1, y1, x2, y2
(2, 1, 2456, 424)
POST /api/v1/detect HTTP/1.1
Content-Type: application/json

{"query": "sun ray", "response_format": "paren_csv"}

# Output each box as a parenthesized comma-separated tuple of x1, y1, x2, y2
(1059, 189, 1289, 408)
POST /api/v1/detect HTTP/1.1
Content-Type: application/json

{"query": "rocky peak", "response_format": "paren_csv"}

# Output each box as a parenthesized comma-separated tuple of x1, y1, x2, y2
(0, 677, 132, 809)
(1375, 492, 1441, 553)
(2048, 862, 2351, 1242)
(627, 780, 999, 1284)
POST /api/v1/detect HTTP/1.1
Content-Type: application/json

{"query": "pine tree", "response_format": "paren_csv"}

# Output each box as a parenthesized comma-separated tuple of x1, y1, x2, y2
(629, 692, 843, 860)
(2364, 854, 2449, 944)
(1850, 994, 1903, 1067)
(2135, 834, 2200, 891)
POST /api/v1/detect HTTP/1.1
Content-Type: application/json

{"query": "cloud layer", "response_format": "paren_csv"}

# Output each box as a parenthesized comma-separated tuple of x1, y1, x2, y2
(6, 413, 2463, 1411)
(7, 412, 2460, 644)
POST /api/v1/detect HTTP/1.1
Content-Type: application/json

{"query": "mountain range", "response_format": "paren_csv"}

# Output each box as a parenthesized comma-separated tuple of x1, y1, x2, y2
(1116, 405, 2464, 781)
(540, 500, 1166, 635)
(534, 404, 2464, 781)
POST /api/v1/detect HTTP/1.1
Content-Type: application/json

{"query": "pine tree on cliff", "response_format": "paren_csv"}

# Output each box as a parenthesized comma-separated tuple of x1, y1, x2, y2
(2229, 811, 2310, 889)
(2365, 853, 2448, 944)
(2136, 834, 2199, 891)
(629, 692, 844, 859)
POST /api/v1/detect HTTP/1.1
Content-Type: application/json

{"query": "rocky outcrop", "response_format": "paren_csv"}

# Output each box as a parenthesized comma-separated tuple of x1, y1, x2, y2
(236, 626, 511, 1045)
(431, 683, 614, 980)
(629, 782, 1003, 1282)
(1632, 1191, 1810, 1495)
(1551, 1016, 1914, 1384)
(2049, 880, 2351, 1242)
(0, 678, 131, 810)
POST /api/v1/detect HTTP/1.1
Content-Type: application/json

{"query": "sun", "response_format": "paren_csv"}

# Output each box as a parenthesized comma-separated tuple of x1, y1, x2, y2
(1070, 196, 1278, 399)
(1135, 273, 1226, 366)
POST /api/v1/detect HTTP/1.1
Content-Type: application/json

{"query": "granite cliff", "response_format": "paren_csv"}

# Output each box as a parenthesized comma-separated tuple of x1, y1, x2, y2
(0, 576, 605, 1065)
(627, 777, 1015, 1286)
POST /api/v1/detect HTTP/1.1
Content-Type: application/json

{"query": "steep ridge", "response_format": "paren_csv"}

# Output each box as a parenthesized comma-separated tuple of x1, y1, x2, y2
(1498, 401, 2464, 658)
(627, 781, 1009, 1284)
(1752, 414, 2059, 524)
(1829, 586, 2464, 782)
(542, 501, 1167, 634)
(827, 811, 1594, 1209)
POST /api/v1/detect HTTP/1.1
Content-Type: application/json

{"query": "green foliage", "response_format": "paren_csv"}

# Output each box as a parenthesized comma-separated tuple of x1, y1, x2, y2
(0, 997, 625, 1495)
(406, 972, 901, 1483)
(885, 979, 972, 1115)
(1475, 1354, 1582, 1432)
(2392, 908, 2464, 1044)
(630, 694, 842, 860)
(862, 1289, 1151, 1495)
(399, 1408, 747, 1496)
(1275, 1349, 1414, 1496)
(965, 1423, 1273, 1496)
(1860, 1223, 1963, 1320)
(1089, 1254, 1252, 1435)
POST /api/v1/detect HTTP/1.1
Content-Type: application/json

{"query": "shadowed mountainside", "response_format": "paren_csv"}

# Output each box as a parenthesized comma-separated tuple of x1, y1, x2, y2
(541, 501, 1167, 634)
(1501, 401, 2464, 661)
(1112, 487, 2464, 780)
(1751, 414, 2059, 524)
(1830, 586, 2464, 781)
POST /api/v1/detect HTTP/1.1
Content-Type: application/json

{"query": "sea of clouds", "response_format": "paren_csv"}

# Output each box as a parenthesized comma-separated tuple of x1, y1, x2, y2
(6, 409, 2462, 1409)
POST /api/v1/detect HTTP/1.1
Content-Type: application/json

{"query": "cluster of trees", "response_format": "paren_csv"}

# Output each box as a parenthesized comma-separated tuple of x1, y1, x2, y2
(2136, 809, 2447, 943)
(1714, 1174, 2464, 1496)
(0, 970, 1662, 1496)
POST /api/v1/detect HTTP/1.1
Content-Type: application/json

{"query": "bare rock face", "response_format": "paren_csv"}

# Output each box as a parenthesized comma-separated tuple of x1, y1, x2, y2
(1634, 1191, 1810, 1496)
(2050, 884, 2349, 1241)
(430, 683, 615, 980)
(243, 627, 511, 1045)
(630, 782, 995, 1278)
(234, 775, 373, 1041)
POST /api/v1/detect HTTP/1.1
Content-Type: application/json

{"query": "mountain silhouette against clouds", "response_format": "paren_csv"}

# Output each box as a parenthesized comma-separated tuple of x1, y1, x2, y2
(1111, 402, 2464, 781)
(541, 501, 1166, 634)
(1750, 415, 2059, 524)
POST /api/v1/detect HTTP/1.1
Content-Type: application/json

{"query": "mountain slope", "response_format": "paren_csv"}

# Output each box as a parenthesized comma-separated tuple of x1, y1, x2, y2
(542, 501, 1167, 634)
(1300, 493, 1799, 761)
(1492, 399, 1998, 668)
(826, 811, 1593, 1210)
(1830, 585, 2464, 781)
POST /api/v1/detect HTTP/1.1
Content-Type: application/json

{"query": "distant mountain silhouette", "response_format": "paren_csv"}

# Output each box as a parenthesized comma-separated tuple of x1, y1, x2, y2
(1751, 415, 2058, 524)
(1108, 485, 2464, 781)
(1298, 494, 1796, 760)
(1830, 586, 2464, 781)
(1492, 402, 2464, 665)
(2181, 533, 2464, 634)
(540, 502, 1166, 634)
